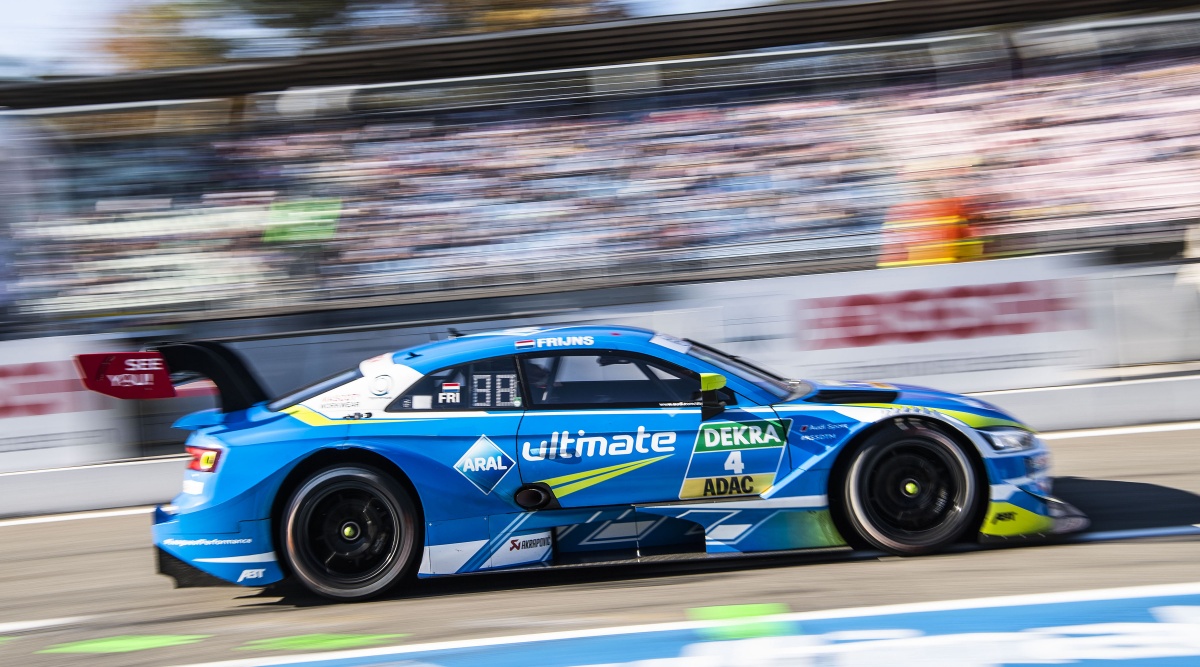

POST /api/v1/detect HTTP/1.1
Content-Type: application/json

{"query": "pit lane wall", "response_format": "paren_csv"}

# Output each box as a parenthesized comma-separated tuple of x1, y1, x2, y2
(4, 252, 1200, 480)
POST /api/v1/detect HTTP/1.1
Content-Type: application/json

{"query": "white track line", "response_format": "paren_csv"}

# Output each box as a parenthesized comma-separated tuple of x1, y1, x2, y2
(167, 581, 1200, 667)
(1041, 420, 1200, 440)
(0, 507, 153, 528)
(1072, 524, 1200, 542)
(0, 617, 91, 634)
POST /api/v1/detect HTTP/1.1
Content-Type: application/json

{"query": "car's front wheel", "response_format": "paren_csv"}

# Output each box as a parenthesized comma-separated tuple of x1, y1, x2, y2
(838, 421, 982, 556)
(281, 464, 419, 601)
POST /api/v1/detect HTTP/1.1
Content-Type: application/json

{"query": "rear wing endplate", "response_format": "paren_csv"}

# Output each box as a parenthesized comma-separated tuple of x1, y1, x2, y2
(75, 342, 268, 413)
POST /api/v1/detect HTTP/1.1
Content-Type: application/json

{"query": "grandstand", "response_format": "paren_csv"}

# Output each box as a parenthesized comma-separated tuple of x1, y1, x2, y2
(6, 7, 1200, 329)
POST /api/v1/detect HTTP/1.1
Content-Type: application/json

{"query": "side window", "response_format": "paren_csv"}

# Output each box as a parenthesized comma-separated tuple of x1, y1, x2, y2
(268, 368, 362, 411)
(388, 357, 521, 411)
(520, 351, 725, 407)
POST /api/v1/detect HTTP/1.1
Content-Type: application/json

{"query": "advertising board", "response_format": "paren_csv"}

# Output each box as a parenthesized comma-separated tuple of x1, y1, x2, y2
(0, 335, 133, 472)
(626, 255, 1099, 393)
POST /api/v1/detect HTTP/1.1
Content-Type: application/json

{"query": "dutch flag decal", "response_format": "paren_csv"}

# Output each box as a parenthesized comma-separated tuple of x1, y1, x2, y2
(442, 382, 460, 392)
(515, 340, 535, 349)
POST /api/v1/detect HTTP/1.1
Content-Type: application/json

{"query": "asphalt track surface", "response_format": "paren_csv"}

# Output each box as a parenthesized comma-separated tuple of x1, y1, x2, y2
(3, 428, 1200, 667)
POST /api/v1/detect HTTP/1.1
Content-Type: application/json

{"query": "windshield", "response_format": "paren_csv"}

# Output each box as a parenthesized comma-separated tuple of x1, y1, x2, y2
(267, 368, 362, 411)
(684, 339, 792, 400)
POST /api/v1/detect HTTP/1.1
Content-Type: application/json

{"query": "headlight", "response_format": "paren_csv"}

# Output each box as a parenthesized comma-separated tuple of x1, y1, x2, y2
(982, 427, 1038, 452)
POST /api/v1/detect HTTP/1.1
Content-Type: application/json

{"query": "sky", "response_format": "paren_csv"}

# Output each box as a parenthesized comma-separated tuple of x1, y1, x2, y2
(0, 0, 775, 77)
(0, 0, 132, 75)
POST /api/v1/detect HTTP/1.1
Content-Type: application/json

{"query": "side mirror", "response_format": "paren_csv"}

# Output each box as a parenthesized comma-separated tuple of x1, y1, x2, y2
(700, 373, 726, 420)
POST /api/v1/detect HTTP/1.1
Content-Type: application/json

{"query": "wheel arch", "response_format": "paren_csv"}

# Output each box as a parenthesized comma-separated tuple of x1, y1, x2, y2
(825, 413, 991, 547)
(269, 447, 426, 576)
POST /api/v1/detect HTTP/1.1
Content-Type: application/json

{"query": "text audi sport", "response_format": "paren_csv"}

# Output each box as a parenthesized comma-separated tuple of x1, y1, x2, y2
(76, 326, 1086, 601)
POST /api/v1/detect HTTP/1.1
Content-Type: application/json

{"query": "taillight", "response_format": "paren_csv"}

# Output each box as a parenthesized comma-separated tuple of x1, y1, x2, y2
(186, 446, 222, 472)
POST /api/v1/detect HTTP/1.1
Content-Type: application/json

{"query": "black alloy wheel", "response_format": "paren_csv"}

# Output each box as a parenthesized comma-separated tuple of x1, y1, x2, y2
(281, 464, 418, 601)
(839, 421, 981, 556)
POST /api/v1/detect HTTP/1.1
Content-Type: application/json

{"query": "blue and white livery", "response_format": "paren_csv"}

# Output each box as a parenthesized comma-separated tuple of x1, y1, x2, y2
(78, 325, 1086, 600)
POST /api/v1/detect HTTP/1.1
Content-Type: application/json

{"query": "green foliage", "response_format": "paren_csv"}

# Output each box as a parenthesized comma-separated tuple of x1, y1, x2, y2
(101, 0, 630, 71)
(102, 2, 230, 69)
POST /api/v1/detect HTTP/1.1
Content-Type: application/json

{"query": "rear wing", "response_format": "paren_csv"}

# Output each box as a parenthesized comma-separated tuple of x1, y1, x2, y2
(76, 342, 269, 413)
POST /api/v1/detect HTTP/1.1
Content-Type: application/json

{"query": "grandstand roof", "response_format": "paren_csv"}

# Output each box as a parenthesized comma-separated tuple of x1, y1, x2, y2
(0, 0, 1196, 109)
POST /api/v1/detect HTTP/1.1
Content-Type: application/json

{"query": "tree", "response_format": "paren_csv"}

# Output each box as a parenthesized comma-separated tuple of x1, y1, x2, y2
(101, 2, 230, 70)
(427, 0, 629, 34)
(228, 0, 630, 41)
(101, 0, 630, 72)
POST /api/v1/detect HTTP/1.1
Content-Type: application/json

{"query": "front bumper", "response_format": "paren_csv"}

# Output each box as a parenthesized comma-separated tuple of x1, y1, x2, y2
(152, 504, 285, 587)
(979, 485, 1090, 541)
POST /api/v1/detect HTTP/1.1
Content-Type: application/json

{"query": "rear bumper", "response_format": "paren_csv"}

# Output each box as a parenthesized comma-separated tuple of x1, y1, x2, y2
(156, 547, 236, 588)
(152, 504, 285, 587)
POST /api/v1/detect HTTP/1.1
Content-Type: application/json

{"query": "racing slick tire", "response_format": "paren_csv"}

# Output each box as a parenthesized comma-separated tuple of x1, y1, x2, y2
(281, 464, 419, 601)
(837, 421, 982, 556)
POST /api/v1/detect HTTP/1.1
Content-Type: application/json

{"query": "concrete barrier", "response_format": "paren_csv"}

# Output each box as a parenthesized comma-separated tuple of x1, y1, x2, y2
(973, 374, 1200, 433)
(0, 456, 185, 519)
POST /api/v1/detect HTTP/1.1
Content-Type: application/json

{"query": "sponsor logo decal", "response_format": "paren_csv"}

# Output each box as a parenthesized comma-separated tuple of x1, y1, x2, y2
(237, 568, 265, 583)
(524, 425, 680, 498)
(161, 538, 253, 547)
(489, 530, 554, 568)
(369, 375, 392, 396)
(679, 418, 791, 499)
(320, 397, 360, 410)
(107, 356, 166, 387)
(510, 535, 552, 551)
(453, 435, 516, 495)
(702, 475, 758, 496)
(698, 422, 784, 449)
(522, 425, 676, 461)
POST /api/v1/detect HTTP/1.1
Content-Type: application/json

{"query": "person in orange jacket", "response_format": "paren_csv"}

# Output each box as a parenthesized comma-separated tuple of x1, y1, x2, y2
(877, 195, 984, 268)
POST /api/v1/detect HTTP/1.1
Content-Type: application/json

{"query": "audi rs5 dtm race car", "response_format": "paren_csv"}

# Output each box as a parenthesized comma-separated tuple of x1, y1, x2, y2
(76, 326, 1087, 601)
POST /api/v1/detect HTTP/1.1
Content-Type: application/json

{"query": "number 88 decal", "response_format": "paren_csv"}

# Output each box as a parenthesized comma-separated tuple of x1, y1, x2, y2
(472, 373, 520, 408)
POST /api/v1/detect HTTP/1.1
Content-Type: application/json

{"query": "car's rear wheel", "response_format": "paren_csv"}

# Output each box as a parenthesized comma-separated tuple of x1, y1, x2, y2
(838, 421, 982, 556)
(281, 464, 418, 601)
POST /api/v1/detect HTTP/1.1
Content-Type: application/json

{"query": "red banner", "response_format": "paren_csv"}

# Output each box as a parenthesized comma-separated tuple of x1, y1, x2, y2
(797, 281, 1082, 350)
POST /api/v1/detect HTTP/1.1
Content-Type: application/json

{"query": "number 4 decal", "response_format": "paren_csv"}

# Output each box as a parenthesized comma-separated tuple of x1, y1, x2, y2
(724, 450, 745, 475)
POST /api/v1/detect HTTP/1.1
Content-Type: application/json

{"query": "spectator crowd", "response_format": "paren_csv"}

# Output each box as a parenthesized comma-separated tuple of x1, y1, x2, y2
(11, 56, 1200, 323)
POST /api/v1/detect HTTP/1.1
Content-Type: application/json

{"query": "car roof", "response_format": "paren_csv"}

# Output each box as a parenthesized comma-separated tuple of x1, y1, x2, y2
(387, 324, 658, 372)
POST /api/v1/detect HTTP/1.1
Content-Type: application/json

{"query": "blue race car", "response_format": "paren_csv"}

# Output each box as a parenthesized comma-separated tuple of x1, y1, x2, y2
(77, 326, 1086, 600)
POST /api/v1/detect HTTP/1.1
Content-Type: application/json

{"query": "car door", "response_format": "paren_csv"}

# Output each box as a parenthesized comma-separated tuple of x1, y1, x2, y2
(514, 349, 705, 507)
